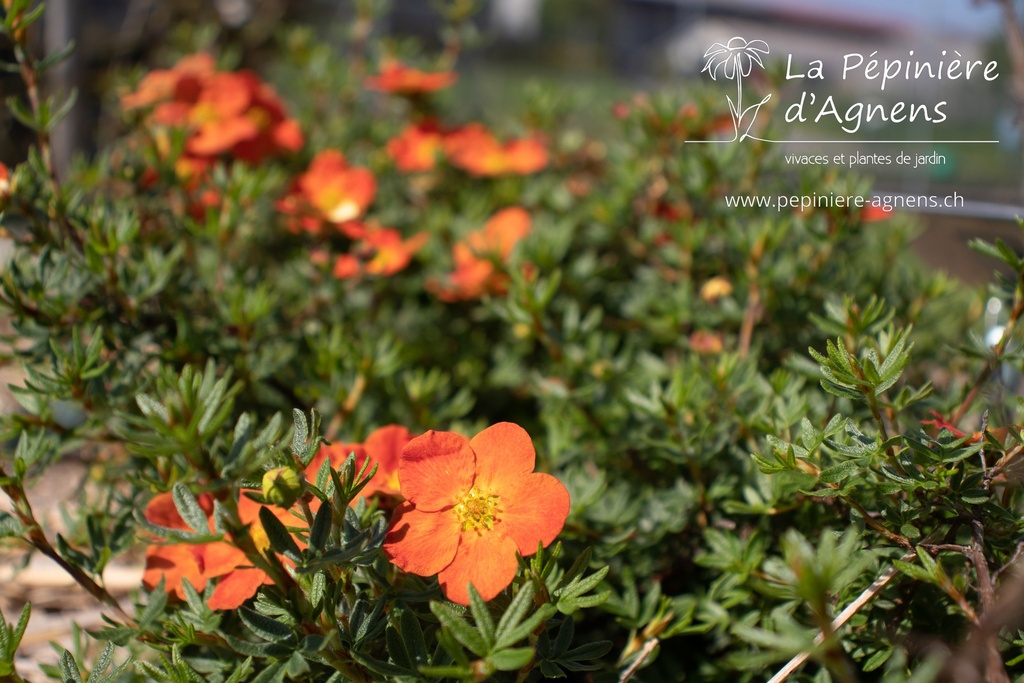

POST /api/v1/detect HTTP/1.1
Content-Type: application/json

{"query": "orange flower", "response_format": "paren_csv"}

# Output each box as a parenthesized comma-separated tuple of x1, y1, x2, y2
(435, 207, 531, 301)
(142, 491, 309, 610)
(860, 204, 892, 222)
(121, 53, 215, 112)
(444, 124, 548, 177)
(387, 122, 446, 172)
(363, 228, 429, 277)
(384, 423, 570, 605)
(184, 71, 304, 162)
(921, 411, 1009, 445)
(689, 330, 724, 354)
(333, 254, 361, 279)
(319, 224, 427, 280)
(0, 162, 10, 202)
(141, 492, 213, 600)
(306, 425, 414, 499)
(278, 150, 377, 231)
(123, 54, 303, 165)
(364, 60, 457, 95)
(201, 495, 306, 611)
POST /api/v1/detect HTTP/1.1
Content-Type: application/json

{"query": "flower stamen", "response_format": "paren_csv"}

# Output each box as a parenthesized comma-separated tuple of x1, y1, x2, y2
(453, 486, 501, 532)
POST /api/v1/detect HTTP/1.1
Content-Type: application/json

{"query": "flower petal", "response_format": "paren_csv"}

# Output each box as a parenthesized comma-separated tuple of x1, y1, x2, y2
(499, 473, 570, 556)
(143, 544, 206, 599)
(746, 40, 769, 55)
(437, 529, 519, 604)
(200, 541, 247, 579)
(399, 430, 475, 511)
(702, 42, 729, 58)
(207, 567, 272, 610)
(471, 422, 537, 494)
(363, 425, 413, 496)
(384, 502, 461, 576)
(145, 492, 213, 530)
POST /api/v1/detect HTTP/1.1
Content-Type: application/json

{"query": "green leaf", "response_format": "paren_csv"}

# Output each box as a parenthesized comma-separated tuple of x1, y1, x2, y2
(84, 643, 114, 683)
(495, 582, 536, 644)
(555, 565, 609, 601)
(431, 601, 488, 657)
(136, 393, 169, 423)
(307, 498, 332, 552)
(818, 460, 859, 484)
(59, 650, 84, 683)
(490, 646, 535, 671)
(496, 603, 557, 649)
(401, 609, 429, 667)
(239, 607, 294, 642)
(172, 483, 210, 536)
(291, 409, 308, 459)
(558, 591, 610, 613)
(250, 661, 286, 683)
(418, 664, 474, 678)
(467, 585, 496, 649)
(864, 647, 893, 672)
(137, 581, 168, 629)
(384, 625, 412, 670)
(222, 634, 292, 658)
(258, 506, 301, 560)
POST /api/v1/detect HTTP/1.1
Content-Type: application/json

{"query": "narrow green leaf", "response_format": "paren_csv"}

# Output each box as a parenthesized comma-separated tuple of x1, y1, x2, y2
(172, 483, 210, 536)
(385, 625, 412, 669)
(496, 603, 557, 649)
(239, 607, 294, 642)
(467, 585, 496, 648)
(59, 650, 84, 683)
(490, 646, 535, 671)
(258, 506, 301, 560)
(495, 582, 536, 643)
(818, 460, 860, 484)
(559, 591, 611, 613)
(430, 601, 488, 657)
(308, 499, 332, 552)
(250, 660, 286, 683)
(292, 409, 308, 459)
(136, 394, 169, 423)
(556, 566, 609, 601)
(84, 643, 114, 683)
(401, 609, 429, 666)
(11, 602, 29, 650)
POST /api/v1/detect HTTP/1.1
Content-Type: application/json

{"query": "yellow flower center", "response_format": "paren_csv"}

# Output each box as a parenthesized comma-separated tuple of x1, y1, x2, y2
(250, 522, 271, 553)
(453, 486, 501, 532)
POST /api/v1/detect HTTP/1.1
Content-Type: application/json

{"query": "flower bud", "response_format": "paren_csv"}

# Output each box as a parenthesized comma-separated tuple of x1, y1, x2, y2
(699, 276, 733, 302)
(261, 467, 303, 508)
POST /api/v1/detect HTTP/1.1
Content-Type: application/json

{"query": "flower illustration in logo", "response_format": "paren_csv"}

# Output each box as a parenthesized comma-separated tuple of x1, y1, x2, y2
(701, 37, 771, 141)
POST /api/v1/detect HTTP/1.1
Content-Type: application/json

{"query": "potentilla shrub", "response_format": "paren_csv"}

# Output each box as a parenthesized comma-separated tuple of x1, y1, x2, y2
(2, 1, 1023, 682)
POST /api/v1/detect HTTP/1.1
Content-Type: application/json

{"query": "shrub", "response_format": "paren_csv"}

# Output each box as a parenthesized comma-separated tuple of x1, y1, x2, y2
(2, 1, 1023, 682)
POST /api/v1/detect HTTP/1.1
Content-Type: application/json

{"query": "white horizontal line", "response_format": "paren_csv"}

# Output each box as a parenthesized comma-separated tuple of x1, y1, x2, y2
(685, 139, 1000, 144)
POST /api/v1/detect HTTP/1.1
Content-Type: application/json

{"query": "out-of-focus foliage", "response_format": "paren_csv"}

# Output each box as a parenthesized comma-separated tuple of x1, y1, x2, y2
(5, 0, 1024, 681)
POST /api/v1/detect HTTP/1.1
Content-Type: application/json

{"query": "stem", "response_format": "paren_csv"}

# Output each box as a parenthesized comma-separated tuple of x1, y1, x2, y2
(738, 234, 764, 357)
(10, 17, 83, 252)
(841, 494, 913, 548)
(768, 553, 913, 683)
(952, 274, 1024, 425)
(0, 465, 136, 626)
(970, 519, 1011, 683)
(618, 638, 659, 683)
